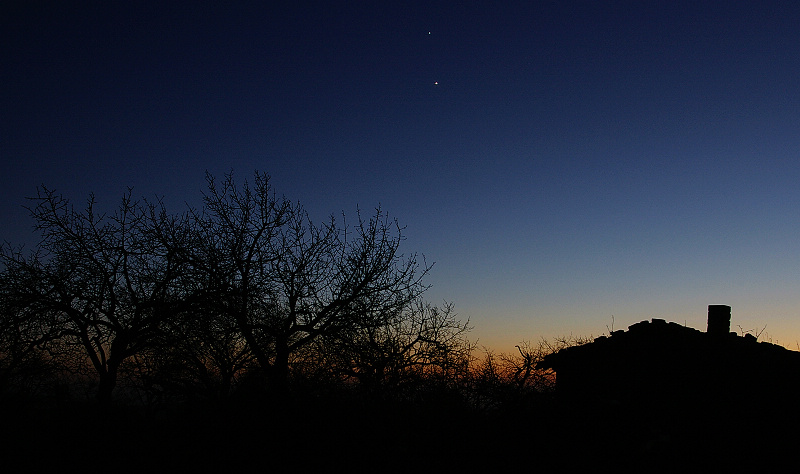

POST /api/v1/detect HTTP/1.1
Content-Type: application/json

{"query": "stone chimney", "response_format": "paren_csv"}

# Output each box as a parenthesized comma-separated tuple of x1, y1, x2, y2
(707, 304, 731, 336)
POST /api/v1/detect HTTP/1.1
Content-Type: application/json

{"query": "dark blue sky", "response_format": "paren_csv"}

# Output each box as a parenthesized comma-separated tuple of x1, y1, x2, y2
(3, 1, 800, 350)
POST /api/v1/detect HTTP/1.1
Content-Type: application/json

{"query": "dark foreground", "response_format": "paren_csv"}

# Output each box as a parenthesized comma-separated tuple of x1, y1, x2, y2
(2, 395, 797, 472)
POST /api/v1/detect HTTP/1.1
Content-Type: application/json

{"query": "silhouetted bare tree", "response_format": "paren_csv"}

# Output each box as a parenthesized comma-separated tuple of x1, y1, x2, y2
(0, 188, 191, 404)
(185, 172, 432, 394)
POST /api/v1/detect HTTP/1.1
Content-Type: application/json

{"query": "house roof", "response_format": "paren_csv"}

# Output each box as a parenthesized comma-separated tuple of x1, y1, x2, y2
(538, 317, 800, 375)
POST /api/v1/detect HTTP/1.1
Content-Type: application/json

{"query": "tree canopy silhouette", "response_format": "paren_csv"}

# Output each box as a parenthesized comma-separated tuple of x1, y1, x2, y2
(182, 171, 435, 394)
(0, 171, 463, 403)
(1, 187, 190, 404)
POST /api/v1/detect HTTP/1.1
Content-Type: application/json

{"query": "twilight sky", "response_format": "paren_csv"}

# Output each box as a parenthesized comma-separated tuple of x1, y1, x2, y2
(3, 1, 800, 352)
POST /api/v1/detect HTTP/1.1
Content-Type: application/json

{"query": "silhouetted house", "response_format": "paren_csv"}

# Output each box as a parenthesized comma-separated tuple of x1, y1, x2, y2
(539, 305, 800, 417)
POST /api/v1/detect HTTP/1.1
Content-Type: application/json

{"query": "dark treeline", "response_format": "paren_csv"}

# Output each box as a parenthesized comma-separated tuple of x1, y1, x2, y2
(0, 172, 570, 412)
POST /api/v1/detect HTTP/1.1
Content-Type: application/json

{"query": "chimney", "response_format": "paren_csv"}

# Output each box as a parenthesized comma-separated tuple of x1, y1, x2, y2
(707, 304, 731, 336)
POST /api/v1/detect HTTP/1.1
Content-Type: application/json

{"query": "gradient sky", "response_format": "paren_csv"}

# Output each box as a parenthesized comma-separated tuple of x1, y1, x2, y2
(3, 1, 800, 353)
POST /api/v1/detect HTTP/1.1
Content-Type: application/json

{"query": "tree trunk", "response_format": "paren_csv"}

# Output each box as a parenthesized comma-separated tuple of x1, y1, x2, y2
(97, 364, 118, 406)
(270, 338, 290, 395)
